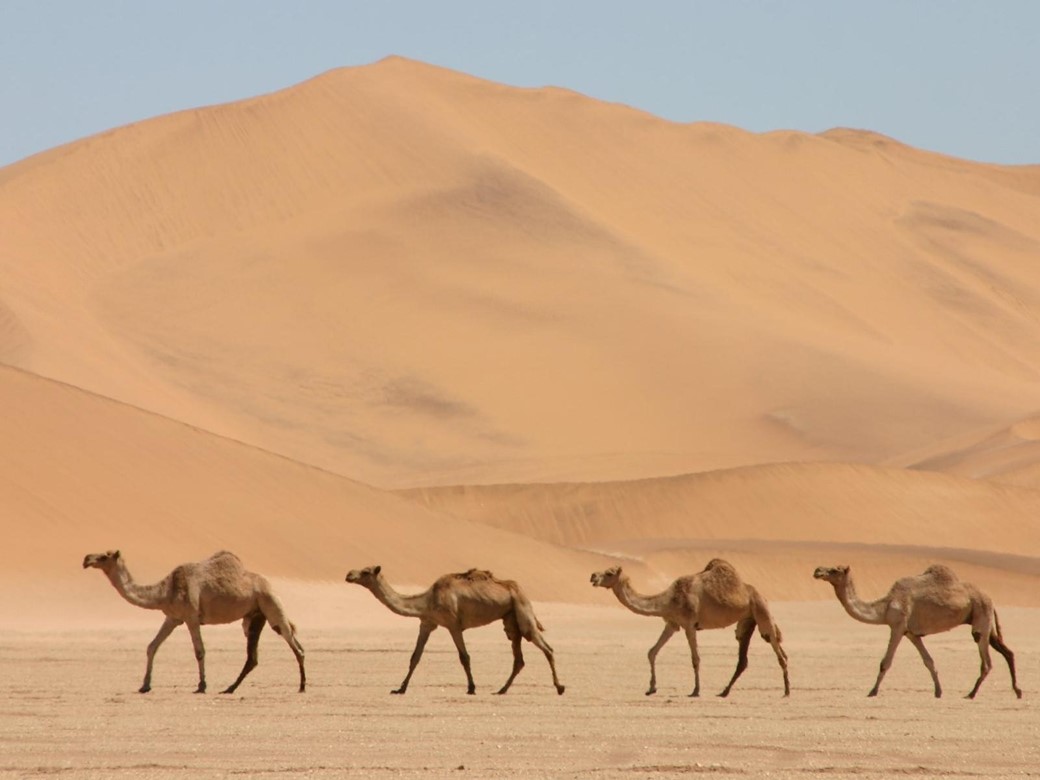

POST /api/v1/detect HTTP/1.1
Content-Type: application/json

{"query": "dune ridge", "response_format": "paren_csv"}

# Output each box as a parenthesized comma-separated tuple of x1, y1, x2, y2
(3, 57, 1040, 486)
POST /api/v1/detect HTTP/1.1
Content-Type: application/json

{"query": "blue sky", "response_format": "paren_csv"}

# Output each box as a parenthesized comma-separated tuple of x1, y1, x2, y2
(2, 1, 1038, 168)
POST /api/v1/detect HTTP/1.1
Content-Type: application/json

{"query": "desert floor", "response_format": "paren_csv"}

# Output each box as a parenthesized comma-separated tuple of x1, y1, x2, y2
(4, 594, 1037, 779)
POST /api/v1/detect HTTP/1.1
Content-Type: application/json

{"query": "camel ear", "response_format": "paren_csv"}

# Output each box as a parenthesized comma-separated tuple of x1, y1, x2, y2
(610, 565, 622, 576)
(838, 565, 849, 574)
(372, 565, 381, 576)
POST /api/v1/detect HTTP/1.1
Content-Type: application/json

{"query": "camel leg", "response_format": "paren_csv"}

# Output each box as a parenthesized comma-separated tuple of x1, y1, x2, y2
(394, 622, 435, 694)
(683, 625, 701, 698)
(868, 625, 904, 697)
(448, 626, 477, 695)
(718, 619, 754, 698)
(186, 620, 207, 694)
(989, 631, 1022, 699)
(496, 634, 525, 695)
(271, 624, 306, 693)
(906, 634, 941, 698)
(222, 613, 266, 694)
(139, 616, 181, 693)
(766, 631, 791, 697)
(966, 628, 994, 699)
(527, 631, 565, 695)
(646, 623, 678, 696)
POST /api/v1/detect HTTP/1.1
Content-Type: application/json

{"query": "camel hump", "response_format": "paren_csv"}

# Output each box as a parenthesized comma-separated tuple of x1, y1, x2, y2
(699, 559, 747, 608)
(922, 564, 959, 583)
(702, 558, 734, 573)
(208, 550, 244, 566)
(455, 568, 496, 581)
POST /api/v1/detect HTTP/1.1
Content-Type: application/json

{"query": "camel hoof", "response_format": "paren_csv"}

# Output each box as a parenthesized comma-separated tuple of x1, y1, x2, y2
(138, 686, 151, 694)
(391, 689, 405, 695)
(220, 688, 236, 695)
(645, 689, 656, 696)
(298, 685, 306, 693)
(867, 690, 878, 698)
(688, 691, 700, 698)
(716, 690, 731, 698)
(466, 689, 476, 696)
(556, 685, 565, 695)
(1015, 689, 1023, 699)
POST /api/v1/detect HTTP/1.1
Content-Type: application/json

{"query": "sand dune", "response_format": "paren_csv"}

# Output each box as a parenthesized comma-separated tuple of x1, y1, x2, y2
(402, 463, 1040, 604)
(3, 57, 1040, 486)
(3, 56, 1040, 615)
(886, 413, 1040, 489)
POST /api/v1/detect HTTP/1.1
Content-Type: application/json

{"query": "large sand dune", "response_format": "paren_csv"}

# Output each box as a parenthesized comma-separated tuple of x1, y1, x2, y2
(2, 57, 1040, 611)
(4, 57, 1040, 487)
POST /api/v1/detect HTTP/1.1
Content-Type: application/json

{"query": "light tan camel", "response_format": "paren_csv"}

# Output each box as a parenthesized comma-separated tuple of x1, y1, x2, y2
(590, 559, 789, 697)
(813, 564, 1021, 699)
(83, 549, 305, 694)
(345, 565, 565, 695)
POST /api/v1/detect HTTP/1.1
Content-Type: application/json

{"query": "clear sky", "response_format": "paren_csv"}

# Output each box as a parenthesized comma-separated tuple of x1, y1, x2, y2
(3, 1, 1038, 168)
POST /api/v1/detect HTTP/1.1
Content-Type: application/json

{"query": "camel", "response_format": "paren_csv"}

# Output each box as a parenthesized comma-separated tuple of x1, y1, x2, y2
(813, 564, 1021, 699)
(590, 559, 789, 697)
(345, 565, 565, 695)
(83, 549, 305, 694)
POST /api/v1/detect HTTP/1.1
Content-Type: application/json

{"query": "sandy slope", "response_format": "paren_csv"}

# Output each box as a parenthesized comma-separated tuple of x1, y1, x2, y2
(0, 365, 631, 629)
(3, 57, 1040, 486)
(887, 413, 1040, 488)
(402, 463, 1040, 605)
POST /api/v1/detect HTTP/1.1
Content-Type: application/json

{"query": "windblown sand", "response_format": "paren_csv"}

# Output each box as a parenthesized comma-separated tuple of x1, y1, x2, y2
(3, 57, 1040, 778)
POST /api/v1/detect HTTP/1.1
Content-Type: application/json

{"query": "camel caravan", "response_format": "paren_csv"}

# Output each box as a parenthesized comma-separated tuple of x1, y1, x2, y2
(83, 550, 1021, 700)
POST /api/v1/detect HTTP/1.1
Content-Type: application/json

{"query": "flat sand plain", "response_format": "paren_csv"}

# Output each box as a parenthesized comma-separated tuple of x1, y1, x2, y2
(3, 595, 1037, 779)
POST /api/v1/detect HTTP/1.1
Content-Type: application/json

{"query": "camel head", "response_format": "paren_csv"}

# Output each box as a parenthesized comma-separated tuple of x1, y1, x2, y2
(812, 565, 850, 584)
(83, 550, 121, 571)
(590, 566, 623, 589)
(345, 565, 382, 587)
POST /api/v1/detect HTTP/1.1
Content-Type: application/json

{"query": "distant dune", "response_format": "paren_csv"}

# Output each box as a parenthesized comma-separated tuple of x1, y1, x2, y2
(401, 463, 1040, 604)
(2, 57, 1040, 617)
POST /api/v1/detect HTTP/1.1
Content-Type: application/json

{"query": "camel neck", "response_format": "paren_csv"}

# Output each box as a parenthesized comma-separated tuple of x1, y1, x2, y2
(612, 577, 666, 617)
(368, 576, 428, 619)
(104, 559, 166, 610)
(831, 575, 888, 625)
